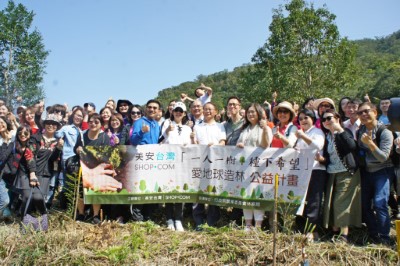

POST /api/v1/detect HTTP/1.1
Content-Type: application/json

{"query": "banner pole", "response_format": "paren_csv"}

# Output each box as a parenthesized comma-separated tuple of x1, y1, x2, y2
(273, 173, 279, 266)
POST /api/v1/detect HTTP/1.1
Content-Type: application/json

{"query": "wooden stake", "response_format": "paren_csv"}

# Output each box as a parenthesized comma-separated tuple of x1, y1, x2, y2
(273, 173, 279, 266)
(73, 166, 82, 221)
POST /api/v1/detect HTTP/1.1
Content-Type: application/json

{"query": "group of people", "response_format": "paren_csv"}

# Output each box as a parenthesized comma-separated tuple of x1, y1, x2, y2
(0, 87, 399, 246)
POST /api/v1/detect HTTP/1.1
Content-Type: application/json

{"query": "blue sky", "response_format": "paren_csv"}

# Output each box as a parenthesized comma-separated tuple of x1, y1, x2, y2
(2, 0, 400, 109)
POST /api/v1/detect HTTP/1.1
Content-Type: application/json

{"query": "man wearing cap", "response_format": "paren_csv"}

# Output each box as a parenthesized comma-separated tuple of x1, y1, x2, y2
(84, 102, 96, 115)
(130, 99, 161, 221)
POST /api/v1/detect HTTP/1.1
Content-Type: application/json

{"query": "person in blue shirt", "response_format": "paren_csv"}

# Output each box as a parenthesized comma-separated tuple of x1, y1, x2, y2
(130, 99, 161, 145)
(129, 99, 161, 222)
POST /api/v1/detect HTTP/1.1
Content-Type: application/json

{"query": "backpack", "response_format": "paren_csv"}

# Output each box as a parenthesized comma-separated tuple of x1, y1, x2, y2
(357, 125, 399, 167)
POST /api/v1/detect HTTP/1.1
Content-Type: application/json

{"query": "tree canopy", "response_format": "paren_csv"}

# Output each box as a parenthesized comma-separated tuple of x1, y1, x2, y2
(0, 1, 49, 108)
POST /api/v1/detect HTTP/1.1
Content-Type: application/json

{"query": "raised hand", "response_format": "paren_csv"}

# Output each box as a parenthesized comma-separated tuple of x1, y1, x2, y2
(142, 122, 150, 133)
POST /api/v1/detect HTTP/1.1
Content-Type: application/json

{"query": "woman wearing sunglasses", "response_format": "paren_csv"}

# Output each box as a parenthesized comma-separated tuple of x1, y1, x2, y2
(319, 109, 361, 243)
(120, 105, 143, 145)
(160, 102, 191, 231)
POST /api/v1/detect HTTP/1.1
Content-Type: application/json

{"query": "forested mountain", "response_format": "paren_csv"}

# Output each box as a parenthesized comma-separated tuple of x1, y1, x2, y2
(156, 30, 400, 109)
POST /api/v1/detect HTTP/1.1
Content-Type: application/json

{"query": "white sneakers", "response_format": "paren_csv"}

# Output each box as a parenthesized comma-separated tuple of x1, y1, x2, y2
(167, 219, 175, 231)
(175, 220, 184, 232)
(166, 219, 184, 232)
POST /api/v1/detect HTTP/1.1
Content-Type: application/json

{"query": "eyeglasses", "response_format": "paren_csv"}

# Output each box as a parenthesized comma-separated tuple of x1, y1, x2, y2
(131, 111, 141, 116)
(89, 120, 100, 125)
(319, 104, 332, 108)
(18, 131, 29, 137)
(277, 109, 290, 114)
(356, 109, 371, 116)
(298, 116, 310, 121)
(322, 116, 334, 122)
(45, 123, 58, 127)
(147, 106, 158, 110)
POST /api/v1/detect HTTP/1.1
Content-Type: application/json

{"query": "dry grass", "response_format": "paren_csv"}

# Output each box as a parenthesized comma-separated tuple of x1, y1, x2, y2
(0, 210, 399, 265)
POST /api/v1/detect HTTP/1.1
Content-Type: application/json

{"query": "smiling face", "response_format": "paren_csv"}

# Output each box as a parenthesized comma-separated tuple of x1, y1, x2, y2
(318, 101, 333, 116)
(146, 102, 159, 120)
(130, 107, 142, 122)
(190, 100, 203, 118)
(44, 122, 58, 135)
(277, 108, 291, 125)
(0, 105, 8, 116)
(73, 110, 83, 126)
(321, 112, 338, 131)
(345, 102, 359, 120)
(358, 104, 377, 127)
(110, 116, 121, 130)
(118, 103, 129, 115)
(246, 106, 259, 126)
(298, 113, 313, 131)
(227, 98, 241, 117)
(88, 117, 102, 132)
(24, 109, 35, 124)
(17, 128, 30, 143)
(172, 107, 185, 123)
(380, 100, 391, 113)
(203, 103, 217, 122)
(101, 108, 112, 122)
(106, 100, 115, 110)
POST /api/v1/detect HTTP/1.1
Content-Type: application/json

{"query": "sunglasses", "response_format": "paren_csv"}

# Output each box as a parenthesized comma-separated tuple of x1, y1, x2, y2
(174, 108, 184, 113)
(131, 111, 141, 116)
(45, 123, 58, 127)
(319, 104, 332, 108)
(356, 109, 371, 116)
(89, 120, 100, 125)
(18, 131, 30, 137)
(322, 116, 334, 122)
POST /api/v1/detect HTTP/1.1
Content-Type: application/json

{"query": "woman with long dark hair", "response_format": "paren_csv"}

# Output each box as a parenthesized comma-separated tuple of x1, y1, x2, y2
(236, 103, 272, 230)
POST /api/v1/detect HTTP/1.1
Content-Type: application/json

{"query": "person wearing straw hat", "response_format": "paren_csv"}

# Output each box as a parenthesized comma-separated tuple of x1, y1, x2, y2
(271, 101, 298, 148)
(313, 98, 336, 129)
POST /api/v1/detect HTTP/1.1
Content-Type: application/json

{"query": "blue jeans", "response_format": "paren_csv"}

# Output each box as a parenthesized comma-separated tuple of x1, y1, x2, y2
(362, 167, 394, 240)
(0, 179, 10, 214)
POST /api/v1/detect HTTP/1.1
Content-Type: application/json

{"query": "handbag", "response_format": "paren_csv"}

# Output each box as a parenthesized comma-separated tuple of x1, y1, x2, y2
(2, 141, 17, 176)
(65, 155, 80, 175)
(21, 186, 49, 233)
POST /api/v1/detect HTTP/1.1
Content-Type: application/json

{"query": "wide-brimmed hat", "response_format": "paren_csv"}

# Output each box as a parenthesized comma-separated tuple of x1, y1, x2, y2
(43, 113, 62, 127)
(313, 98, 336, 110)
(116, 99, 133, 109)
(273, 101, 296, 119)
(173, 102, 186, 112)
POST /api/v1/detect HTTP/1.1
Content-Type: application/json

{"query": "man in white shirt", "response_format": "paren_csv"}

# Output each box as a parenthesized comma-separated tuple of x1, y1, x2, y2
(192, 102, 226, 230)
(343, 98, 362, 139)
